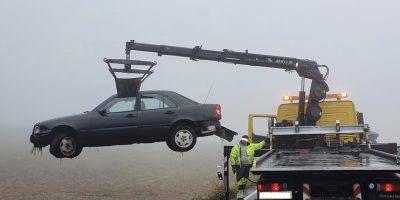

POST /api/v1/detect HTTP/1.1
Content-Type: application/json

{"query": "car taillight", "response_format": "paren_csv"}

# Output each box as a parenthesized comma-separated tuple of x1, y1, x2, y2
(215, 104, 221, 119)
(377, 183, 400, 192)
(257, 182, 287, 192)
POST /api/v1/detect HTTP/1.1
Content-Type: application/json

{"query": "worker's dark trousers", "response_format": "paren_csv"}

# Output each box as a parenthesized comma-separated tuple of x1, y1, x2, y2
(236, 164, 251, 199)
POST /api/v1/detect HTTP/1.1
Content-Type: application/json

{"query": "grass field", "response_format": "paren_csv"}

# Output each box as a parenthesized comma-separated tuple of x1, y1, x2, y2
(0, 126, 232, 200)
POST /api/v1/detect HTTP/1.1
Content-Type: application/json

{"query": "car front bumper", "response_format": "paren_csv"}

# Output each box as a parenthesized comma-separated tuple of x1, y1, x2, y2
(30, 132, 52, 147)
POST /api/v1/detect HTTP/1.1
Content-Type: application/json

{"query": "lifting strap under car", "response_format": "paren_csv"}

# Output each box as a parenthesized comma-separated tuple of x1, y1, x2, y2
(104, 58, 156, 97)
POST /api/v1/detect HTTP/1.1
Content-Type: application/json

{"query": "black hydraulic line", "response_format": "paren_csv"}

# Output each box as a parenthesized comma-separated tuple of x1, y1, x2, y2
(298, 78, 306, 125)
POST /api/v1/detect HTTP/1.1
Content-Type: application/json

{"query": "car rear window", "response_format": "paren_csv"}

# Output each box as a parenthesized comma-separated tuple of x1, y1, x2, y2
(174, 93, 199, 105)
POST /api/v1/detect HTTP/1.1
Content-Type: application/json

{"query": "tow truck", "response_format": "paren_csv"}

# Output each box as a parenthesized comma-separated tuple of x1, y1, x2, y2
(118, 40, 400, 199)
(233, 93, 400, 200)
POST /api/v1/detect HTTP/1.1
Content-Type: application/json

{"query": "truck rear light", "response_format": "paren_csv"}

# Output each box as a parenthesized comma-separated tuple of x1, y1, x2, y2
(283, 92, 348, 102)
(270, 183, 281, 191)
(215, 104, 221, 119)
(258, 184, 267, 191)
(384, 184, 394, 192)
(257, 182, 287, 192)
(376, 183, 400, 192)
(258, 182, 291, 199)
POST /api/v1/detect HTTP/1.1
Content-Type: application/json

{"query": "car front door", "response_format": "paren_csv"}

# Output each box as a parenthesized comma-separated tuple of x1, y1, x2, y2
(137, 93, 179, 140)
(89, 96, 139, 145)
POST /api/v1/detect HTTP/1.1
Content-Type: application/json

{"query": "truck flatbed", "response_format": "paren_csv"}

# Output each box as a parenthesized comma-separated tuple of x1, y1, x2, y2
(223, 125, 400, 199)
(252, 148, 400, 175)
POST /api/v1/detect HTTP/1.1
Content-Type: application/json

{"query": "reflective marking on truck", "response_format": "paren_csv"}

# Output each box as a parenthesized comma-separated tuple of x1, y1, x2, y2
(353, 183, 362, 199)
(302, 183, 311, 200)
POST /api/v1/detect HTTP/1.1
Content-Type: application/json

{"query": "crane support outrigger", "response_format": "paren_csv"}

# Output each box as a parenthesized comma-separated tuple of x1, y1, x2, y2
(125, 40, 329, 126)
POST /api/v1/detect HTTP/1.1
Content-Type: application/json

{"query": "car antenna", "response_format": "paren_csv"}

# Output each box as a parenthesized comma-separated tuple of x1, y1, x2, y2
(204, 79, 215, 104)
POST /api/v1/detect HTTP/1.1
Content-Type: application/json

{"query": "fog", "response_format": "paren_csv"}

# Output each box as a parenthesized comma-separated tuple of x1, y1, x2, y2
(0, 0, 400, 199)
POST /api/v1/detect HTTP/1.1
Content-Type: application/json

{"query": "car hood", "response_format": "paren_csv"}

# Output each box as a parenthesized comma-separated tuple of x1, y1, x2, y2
(35, 113, 89, 128)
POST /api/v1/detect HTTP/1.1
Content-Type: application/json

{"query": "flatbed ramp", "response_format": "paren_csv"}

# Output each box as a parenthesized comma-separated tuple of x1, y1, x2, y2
(252, 149, 400, 174)
(228, 189, 257, 200)
(243, 189, 257, 200)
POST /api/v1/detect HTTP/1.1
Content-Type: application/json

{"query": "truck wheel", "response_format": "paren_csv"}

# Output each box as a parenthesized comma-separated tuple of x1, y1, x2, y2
(167, 125, 197, 152)
(49, 133, 82, 158)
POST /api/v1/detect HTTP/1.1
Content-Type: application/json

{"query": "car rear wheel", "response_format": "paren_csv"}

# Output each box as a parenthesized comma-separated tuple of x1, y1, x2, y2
(167, 125, 197, 152)
(49, 133, 82, 158)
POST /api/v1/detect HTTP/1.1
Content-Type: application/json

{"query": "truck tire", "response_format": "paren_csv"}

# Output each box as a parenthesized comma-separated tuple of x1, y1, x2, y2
(49, 133, 82, 158)
(167, 125, 197, 152)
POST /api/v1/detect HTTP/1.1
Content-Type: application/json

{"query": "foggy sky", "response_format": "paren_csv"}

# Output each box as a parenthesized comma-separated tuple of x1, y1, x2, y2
(1, 0, 399, 143)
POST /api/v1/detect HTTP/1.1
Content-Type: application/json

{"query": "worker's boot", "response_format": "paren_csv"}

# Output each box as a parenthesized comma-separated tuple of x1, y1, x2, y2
(236, 188, 244, 200)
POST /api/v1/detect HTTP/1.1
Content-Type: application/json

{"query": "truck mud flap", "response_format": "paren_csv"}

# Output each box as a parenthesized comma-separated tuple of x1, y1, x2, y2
(215, 126, 237, 142)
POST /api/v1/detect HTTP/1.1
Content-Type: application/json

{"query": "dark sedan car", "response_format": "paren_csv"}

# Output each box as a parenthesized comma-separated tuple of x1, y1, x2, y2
(30, 90, 235, 158)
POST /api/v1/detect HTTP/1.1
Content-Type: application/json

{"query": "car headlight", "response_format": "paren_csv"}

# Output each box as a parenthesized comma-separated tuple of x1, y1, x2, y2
(33, 126, 41, 135)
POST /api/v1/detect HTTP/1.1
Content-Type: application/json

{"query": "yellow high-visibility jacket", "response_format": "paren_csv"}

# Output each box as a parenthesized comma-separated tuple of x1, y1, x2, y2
(229, 141, 265, 166)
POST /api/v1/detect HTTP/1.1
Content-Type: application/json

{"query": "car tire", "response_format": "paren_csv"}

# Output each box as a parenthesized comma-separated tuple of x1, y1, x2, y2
(166, 137, 177, 151)
(167, 125, 197, 152)
(49, 133, 82, 158)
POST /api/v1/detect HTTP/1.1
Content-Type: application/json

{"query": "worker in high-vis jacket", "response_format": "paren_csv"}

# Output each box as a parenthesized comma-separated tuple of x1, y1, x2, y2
(229, 135, 267, 200)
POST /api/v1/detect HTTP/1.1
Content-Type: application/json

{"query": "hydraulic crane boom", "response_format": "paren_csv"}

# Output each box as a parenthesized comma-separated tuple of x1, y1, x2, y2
(125, 40, 329, 126)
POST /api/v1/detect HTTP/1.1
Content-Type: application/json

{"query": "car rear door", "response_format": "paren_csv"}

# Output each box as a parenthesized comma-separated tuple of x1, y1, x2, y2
(137, 93, 179, 140)
(89, 96, 139, 144)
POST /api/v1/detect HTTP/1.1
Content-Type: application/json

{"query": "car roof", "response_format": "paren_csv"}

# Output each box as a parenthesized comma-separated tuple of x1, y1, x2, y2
(110, 90, 175, 97)
(112, 90, 199, 105)
(140, 90, 177, 95)
(141, 90, 199, 105)
(93, 90, 199, 111)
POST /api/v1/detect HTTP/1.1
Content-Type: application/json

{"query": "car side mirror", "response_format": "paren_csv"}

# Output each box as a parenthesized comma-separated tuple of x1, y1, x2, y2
(98, 109, 107, 116)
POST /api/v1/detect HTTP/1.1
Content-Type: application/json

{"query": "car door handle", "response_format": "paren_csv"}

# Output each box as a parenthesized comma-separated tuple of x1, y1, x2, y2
(125, 114, 135, 118)
(164, 110, 175, 114)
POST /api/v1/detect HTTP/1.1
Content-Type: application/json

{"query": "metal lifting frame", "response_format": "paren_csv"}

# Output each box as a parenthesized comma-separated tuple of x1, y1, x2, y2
(104, 58, 156, 97)
(125, 40, 329, 126)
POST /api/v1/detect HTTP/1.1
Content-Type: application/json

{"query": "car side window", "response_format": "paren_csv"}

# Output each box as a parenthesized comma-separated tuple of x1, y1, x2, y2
(141, 94, 176, 110)
(163, 96, 177, 108)
(106, 97, 136, 113)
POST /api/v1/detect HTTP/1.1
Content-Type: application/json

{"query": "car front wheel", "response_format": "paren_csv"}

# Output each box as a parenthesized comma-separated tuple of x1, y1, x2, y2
(167, 125, 197, 152)
(49, 133, 82, 158)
